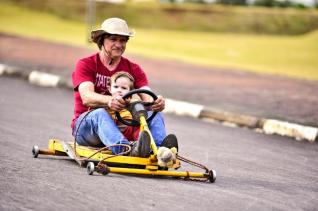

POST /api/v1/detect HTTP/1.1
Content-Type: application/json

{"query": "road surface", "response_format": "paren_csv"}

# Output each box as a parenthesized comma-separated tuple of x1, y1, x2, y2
(0, 77, 317, 211)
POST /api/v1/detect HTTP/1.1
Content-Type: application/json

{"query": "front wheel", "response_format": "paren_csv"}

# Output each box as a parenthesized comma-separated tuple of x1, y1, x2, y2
(87, 162, 95, 175)
(32, 146, 39, 158)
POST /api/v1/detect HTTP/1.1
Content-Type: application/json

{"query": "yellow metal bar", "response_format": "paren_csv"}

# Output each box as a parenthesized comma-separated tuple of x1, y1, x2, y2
(48, 139, 64, 151)
(47, 139, 157, 166)
(139, 115, 158, 156)
(47, 139, 182, 168)
(39, 149, 66, 156)
(43, 140, 211, 181)
(108, 166, 208, 179)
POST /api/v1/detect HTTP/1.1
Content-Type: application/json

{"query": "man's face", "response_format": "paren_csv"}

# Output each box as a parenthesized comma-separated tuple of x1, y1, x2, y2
(110, 76, 131, 98)
(103, 35, 128, 58)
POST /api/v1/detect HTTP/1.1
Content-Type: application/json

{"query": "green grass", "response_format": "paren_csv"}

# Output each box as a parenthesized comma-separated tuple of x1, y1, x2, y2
(1, 2, 317, 81)
(130, 29, 318, 80)
(0, 2, 87, 46)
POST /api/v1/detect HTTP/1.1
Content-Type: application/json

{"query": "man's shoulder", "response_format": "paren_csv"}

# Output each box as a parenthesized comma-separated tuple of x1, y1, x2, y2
(77, 53, 98, 65)
(121, 56, 141, 70)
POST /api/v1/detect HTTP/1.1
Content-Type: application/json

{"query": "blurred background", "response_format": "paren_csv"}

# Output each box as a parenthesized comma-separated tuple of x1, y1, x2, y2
(0, 0, 317, 81)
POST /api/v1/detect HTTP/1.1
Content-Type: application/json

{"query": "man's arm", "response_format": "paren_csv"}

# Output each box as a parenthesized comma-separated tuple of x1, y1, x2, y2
(78, 81, 125, 111)
(78, 81, 110, 108)
(139, 86, 165, 112)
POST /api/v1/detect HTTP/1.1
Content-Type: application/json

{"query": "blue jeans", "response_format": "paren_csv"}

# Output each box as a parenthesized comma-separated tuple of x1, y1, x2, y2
(73, 108, 166, 154)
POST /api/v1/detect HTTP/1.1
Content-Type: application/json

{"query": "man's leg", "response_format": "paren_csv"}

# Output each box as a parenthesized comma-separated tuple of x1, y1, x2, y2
(148, 112, 166, 146)
(148, 112, 179, 151)
(73, 108, 130, 154)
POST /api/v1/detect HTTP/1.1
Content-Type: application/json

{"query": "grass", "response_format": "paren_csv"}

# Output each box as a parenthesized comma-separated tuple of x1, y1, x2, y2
(0, 2, 317, 81)
(0, 2, 87, 46)
(131, 29, 318, 80)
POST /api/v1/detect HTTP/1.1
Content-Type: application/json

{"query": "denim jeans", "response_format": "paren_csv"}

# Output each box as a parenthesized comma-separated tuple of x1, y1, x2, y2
(73, 108, 166, 154)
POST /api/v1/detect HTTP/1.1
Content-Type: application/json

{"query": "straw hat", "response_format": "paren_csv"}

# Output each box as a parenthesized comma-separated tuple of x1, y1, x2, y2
(91, 17, 135, 43)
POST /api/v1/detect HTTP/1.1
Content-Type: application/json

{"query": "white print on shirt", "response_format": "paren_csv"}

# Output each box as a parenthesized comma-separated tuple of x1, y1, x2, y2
(95, 73, 111, 94)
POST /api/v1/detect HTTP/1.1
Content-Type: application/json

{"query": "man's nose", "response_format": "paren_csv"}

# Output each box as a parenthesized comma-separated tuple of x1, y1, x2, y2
(115, 41, 125, 47)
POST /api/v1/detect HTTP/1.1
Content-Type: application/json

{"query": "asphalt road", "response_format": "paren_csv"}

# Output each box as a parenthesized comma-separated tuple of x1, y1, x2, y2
(1, 77, 318, 211)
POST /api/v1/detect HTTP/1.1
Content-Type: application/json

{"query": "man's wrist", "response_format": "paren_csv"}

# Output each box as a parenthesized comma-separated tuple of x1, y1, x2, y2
(105, 95, 112, 108)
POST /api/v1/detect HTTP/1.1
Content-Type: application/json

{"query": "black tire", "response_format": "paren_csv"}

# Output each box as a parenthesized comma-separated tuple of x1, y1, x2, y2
(208, 170, 216, 183)
(87, 162, 95, 175)
(32, 146, 39, 158)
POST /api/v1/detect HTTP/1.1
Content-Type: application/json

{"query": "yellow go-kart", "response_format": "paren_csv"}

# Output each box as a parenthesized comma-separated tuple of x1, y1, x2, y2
(32, 89, 216, 183)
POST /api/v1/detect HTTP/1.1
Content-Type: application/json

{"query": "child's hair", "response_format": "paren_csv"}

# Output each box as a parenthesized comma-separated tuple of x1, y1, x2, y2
(110, 71, 135, 91)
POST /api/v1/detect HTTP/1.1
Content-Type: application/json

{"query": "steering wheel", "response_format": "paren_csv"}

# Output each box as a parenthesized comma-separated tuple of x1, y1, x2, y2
(115, 89, 158, 126)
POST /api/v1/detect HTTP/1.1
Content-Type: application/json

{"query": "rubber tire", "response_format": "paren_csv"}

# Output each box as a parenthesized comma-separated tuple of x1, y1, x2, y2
(100, 165, 110, 175)
(32, 145, 39, 158)
(87, 162, 95, 175)
(209, 170, 216, 183)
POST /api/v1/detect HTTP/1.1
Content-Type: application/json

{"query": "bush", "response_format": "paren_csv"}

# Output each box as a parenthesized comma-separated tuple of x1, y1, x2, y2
(217, 0, 247, 5)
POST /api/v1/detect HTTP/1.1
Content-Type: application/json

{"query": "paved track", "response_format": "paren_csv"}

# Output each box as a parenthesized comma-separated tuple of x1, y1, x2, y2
(1, 77, 317, 211)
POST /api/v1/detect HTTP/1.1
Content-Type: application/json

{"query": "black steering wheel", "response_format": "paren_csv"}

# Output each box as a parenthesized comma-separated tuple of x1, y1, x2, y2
(115, 89, 158, 126)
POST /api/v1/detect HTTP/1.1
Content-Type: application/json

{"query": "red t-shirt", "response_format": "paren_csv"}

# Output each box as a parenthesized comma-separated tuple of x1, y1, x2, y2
(71, 53, 148, 130)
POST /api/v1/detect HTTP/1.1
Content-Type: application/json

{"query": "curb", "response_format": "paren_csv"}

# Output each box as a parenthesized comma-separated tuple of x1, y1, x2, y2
(1, 63, 317, 143)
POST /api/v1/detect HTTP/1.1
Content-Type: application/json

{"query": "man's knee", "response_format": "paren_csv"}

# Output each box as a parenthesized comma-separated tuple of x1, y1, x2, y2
(91, 108, 107, 115)
(149, 112, 164, 124)
(90, 108, 112, 120)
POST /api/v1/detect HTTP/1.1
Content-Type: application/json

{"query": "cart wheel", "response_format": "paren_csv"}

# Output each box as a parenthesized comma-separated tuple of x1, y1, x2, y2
(96, 163, 110, 175)
(99, 165, 110, 175)
(32, 146, 39, 158)
(208, 170, 216, 183)
(87, 162, 95, 175)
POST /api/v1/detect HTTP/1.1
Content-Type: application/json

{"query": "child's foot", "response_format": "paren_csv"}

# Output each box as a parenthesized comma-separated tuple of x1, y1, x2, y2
(130, 131, 151, 157)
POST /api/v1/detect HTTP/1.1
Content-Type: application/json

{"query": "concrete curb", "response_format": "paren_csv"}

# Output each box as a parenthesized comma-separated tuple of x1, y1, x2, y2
(165, 99, 318, 142)
(1, 63, 317, 143)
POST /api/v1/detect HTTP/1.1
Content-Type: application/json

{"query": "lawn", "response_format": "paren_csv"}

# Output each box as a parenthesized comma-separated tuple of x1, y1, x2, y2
(0, 2, 317, 81)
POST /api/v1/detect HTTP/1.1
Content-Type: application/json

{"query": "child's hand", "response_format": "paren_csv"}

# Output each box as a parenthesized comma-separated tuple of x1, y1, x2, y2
(108, 96, 126, 111)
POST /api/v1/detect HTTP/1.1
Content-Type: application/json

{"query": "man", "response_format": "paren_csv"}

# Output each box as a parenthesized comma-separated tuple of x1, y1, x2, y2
(72, 17, 178, 157)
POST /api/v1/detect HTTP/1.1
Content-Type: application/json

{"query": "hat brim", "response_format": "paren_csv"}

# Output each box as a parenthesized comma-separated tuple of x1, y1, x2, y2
(91, 29, 135, 43)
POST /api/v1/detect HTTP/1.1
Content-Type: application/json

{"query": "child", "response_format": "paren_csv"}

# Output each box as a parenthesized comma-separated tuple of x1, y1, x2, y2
(109, 71, 177, 165)
(107, 71, 139, 141)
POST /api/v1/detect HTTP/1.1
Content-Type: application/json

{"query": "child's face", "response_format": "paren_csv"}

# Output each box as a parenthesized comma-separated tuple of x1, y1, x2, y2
(110, 76, 131, 98)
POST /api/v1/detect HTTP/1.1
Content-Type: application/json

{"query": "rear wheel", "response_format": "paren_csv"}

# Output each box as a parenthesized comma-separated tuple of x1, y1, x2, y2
(208, 170, 216, 183)
(32, 146, 39, 158)
(98, 164, 110, 175)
